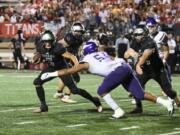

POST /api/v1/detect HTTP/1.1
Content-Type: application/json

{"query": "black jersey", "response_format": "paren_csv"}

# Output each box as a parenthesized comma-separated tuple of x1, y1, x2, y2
(150, 31, 168, 59)
(64, 33, 83, 56)
(130, 37, 164, 71)
(11, 38, 22, 50)
(36, 42, 67, 69)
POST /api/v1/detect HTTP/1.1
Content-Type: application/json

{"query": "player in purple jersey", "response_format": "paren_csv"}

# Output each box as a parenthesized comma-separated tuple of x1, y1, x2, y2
(41, 41, 174, 119)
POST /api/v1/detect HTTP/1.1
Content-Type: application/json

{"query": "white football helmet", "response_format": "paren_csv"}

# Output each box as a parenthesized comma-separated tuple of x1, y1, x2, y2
(71, 22, 85, 37)
(41, 33, 52, 41)
(134, 28, 145, 41)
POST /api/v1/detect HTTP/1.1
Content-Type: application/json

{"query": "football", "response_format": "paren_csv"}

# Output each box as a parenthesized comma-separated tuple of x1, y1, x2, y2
(32, 52, 42, 64)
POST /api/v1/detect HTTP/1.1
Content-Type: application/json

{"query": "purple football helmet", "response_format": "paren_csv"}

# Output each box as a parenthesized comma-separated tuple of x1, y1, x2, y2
(146, 17, 157, 34)
(83, 41, 98, 55)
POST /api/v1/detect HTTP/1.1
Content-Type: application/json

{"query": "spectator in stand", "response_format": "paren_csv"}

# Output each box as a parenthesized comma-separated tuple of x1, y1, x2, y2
(0, 13, 5, 23)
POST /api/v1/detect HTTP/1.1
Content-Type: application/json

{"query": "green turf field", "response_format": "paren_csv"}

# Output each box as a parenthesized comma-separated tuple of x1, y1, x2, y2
(0, 70, 180, 135)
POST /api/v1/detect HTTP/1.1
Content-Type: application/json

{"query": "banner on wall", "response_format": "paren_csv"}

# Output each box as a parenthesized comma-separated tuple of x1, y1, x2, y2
(0, 22, 43, 38)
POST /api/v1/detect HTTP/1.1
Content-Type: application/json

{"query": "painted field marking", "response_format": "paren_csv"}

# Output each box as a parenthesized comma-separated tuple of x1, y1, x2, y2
(0, 103, 87, 113)
(174, 128, 180, 130)
(158, 131, 180, 135)
(0, 99, 132, 113)
(120, 126, 140, 130)
(15, 121, 36, 125)
(66, 124, 87, 128)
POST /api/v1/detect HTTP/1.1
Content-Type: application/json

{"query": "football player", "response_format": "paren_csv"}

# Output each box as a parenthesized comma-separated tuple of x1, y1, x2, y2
(124, 27, 180, 114)
(54, 22, 85, 103)
(32, 31, 102, 113)
(41, 41, 174, 119)
(98, 33, 116, 57)
(146, 18, 174, 97)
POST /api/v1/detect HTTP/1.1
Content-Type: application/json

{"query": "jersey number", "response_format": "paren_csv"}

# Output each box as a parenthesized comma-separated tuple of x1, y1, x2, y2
(93, 53, 106, 62)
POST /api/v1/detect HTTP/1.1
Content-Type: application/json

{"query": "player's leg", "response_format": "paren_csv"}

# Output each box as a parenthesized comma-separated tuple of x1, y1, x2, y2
(156, 68, 180, 107)
(54, 79, 65, 99)
(33, 68, 56, 113)
(160, 63, 172, 96)
(61, 73, 80, 102)
(123, 72, 174, 115)
(60, 74, 102, 112)
(13, 51, 18, 69)
(97, 64, 134, 118)
(60, 86, 77, 103)
(128, 72, 149, 114)
(61, 73, 80, 103)
(54, 74, 78, 103)
(17, 49, 24, 69)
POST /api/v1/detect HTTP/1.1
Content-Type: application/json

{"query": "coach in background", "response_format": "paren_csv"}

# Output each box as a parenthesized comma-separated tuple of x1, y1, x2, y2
(11, 34, 25, 70)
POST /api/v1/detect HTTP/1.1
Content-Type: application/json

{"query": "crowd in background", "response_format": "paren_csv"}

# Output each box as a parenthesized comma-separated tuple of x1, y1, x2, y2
(0, 0, 179, 37)
(0, 0, 180, 72)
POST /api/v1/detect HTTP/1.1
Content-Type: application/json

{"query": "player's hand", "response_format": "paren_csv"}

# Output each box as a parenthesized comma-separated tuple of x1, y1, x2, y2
(41, 73, 50, 80)
(136, 64, 143, 75)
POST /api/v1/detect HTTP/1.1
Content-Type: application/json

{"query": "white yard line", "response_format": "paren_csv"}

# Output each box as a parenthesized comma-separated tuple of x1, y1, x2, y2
(158, 131, 180, 135)
(66, 124, 87, 128)
(174, 128, 180, 130)
(0, 99, 132, 113)
(0, 103, 87, 113)
(120, 126, 140, 130)
(11, 75, 36, 78)
(15, 121, 36, 125)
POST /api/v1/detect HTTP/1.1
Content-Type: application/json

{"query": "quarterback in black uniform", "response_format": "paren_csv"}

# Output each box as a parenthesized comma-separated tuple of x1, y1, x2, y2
(124, 27, 180, 114)
(53, 23, 85, 103)
(32, 30, 102, 113)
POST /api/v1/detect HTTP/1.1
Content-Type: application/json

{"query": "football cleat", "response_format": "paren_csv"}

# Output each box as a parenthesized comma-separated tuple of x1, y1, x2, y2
(131, 99, 136, 104)
(166, 100, 174, 116)
(33, 105, 48, 113)
(53, 92, 64, 99)
(61, 95, 77, 103)
(93, 97, 102, 112)
(111, 108, 125, 119)
(129, 107, 143, 114)
(97, 106, 103, 113)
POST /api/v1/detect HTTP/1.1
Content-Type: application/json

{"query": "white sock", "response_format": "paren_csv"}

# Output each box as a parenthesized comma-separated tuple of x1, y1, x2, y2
(156, 97, 167, 107)
(49, 71, 58, 77)
(103, 93, 119, 110)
